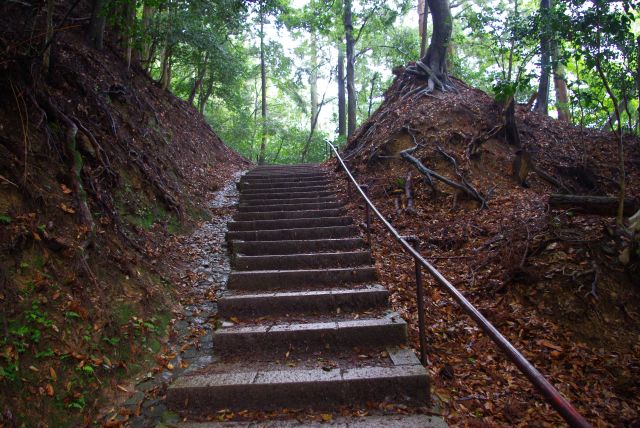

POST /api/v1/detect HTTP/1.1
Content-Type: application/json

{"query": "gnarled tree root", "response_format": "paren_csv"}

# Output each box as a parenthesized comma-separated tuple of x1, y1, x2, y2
(400, 145, 488, 208)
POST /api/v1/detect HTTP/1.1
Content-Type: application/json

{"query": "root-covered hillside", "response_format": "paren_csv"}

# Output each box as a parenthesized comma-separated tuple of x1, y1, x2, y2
(335, 68, 640, 427)
(0, 4, 247, 425)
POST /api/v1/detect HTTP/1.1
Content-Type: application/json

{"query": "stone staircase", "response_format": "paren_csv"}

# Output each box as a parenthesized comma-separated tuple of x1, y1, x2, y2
(166, 165, 443, 426)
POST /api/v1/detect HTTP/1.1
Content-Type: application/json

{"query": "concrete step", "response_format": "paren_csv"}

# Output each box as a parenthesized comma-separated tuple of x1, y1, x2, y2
(226, 225, 357, 242)
(232, 250, 370, 270)
(228, 217, 352, 232)
(176, 414, 446, 428)
(237, 201, 343, 212)
(230, 238, 366, 256)
(240, 190, 335, 200)
(213, 313, 407, 353)
(240, 180, 331, 191)
(227, 266, 377, 290)
(239, 196, 338, 206)
(167, 347, 427, 412)
(218, 285, 388, 317)
(233, 208, 344, 221)
(241, 185, 331, 195)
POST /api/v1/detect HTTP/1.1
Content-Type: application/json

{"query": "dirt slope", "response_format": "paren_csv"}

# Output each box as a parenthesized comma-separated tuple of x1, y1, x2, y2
(335, 68, 640, 426)
(0, 5, 248, 425)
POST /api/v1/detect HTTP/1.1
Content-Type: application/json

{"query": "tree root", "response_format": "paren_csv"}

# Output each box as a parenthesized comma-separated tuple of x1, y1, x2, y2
(405, 61, 458, 94)
(435, 143, 487, 208)
(400, 145, 487, 208)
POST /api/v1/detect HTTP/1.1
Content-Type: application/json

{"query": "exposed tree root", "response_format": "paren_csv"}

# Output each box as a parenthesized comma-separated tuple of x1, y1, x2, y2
(405, 60, 458, 94)
(400, 145, 488, 208)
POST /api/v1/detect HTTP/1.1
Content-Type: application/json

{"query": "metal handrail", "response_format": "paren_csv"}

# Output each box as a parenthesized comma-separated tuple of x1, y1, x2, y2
(327, 141, 591, 428)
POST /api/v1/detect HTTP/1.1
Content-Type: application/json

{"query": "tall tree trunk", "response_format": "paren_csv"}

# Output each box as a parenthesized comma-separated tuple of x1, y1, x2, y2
(552, 41, 570, 122)
(160, 45, 172, 90)
(198, 77, 213, 115)
(189, 52, 208, 106)
(344, 0, 356, 137)
(420, 0, 453, 91)
(141, 4, 154, 69)
(534, 0, 551, 115)
(337, 44, 346, 138)
(88, 0, 106, 49)
(419, 0, 429, 57)
(367, 73, 378, 117)
(310, 32, 319, 134)
(258, 8, 268, 165)
(124, 0, 136, 70)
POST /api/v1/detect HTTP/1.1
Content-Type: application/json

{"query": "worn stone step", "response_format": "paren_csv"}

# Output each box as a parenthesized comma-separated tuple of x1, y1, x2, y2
(218, 285, 388, 317)
(239, 196, 338, 206)
(237, 201, 343, 212)
(213, 313, 407, 353)
(167, 348, 427, 413)
(231, 238, 366, 256)
(226, 225, 357, 242)
(176, 414, 446, 428)
(232, 250, 370, 270)
(241, 174, 328, 182)
(240, 190, 334, 201)
(227, 266, 377, 290)
(233, 208, 344, 221)
(241, 185, 331, 196)
(228, 217, 352, 232)
(240, 180, 332, 191)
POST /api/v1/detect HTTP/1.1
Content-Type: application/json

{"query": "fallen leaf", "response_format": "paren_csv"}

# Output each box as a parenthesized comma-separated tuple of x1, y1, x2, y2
(536, 339, 563, 352)
(60, 183, 72, 194)
(45, 383, 54, 397)
(49, 367, 57, 381)
(116, 385, 128, 393)
(58, 203, 75, 214)
(321, 413, 333, 422)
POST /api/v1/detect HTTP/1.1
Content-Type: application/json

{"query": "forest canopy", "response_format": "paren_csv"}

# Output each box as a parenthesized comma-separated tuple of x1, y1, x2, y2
(81, 0, 638, 163)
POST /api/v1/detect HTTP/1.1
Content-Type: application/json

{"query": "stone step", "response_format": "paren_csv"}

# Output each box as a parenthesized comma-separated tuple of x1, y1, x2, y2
(233, 208, 344, 221)
(226, 225, 357, 242)
(230, 238, 366, 256)
(176, 414, 446, 428)
(241, 185, 331, 195)
(240, 180, 332, 191)
(167, 347, 427, 413)
(237, 201, 343, 212)
(213, 313, 407, 353)
(218, 285, 388, 317)
(240, 190, 334, 200)
(228, 217, 352, 232)
(232, 250, 370, 270)
(241, 174, 328, 182)
(239, 196, 338, 206)
(227, 266, 377, 290)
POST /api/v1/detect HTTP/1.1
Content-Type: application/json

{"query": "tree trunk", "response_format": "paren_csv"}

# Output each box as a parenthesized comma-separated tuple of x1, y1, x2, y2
(198, 77, 213, 115)
(141, 4, 154, 69)
(88, 0, 106, 50)
(419, 0, 453, 91)
(124, 0, 136, 70)
(552, 42, 570, 122)
(419, 0, 429, 57)
(534, 0, 551, 115)
(344, 0, 356, 137)
(367, 73, 378, 117)
(258, 8, 268, 165)
(337, 44, 346, 138)
(189, 52, 208, 106)
(636, 36, 640, 135)
(310, 32, 319, 134)
(160, 45, 172, 91)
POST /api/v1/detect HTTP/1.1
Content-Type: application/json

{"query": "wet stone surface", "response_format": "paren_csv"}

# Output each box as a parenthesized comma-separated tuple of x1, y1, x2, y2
(104, 171, 243, 428)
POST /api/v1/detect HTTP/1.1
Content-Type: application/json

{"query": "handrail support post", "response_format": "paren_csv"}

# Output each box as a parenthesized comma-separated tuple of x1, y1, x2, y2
(360, 184, 371, 245)
(404, 235, 428, 366)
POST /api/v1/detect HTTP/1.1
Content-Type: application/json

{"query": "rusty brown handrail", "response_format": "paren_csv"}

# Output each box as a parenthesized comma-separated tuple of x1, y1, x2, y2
(327, 141, 591, 428)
